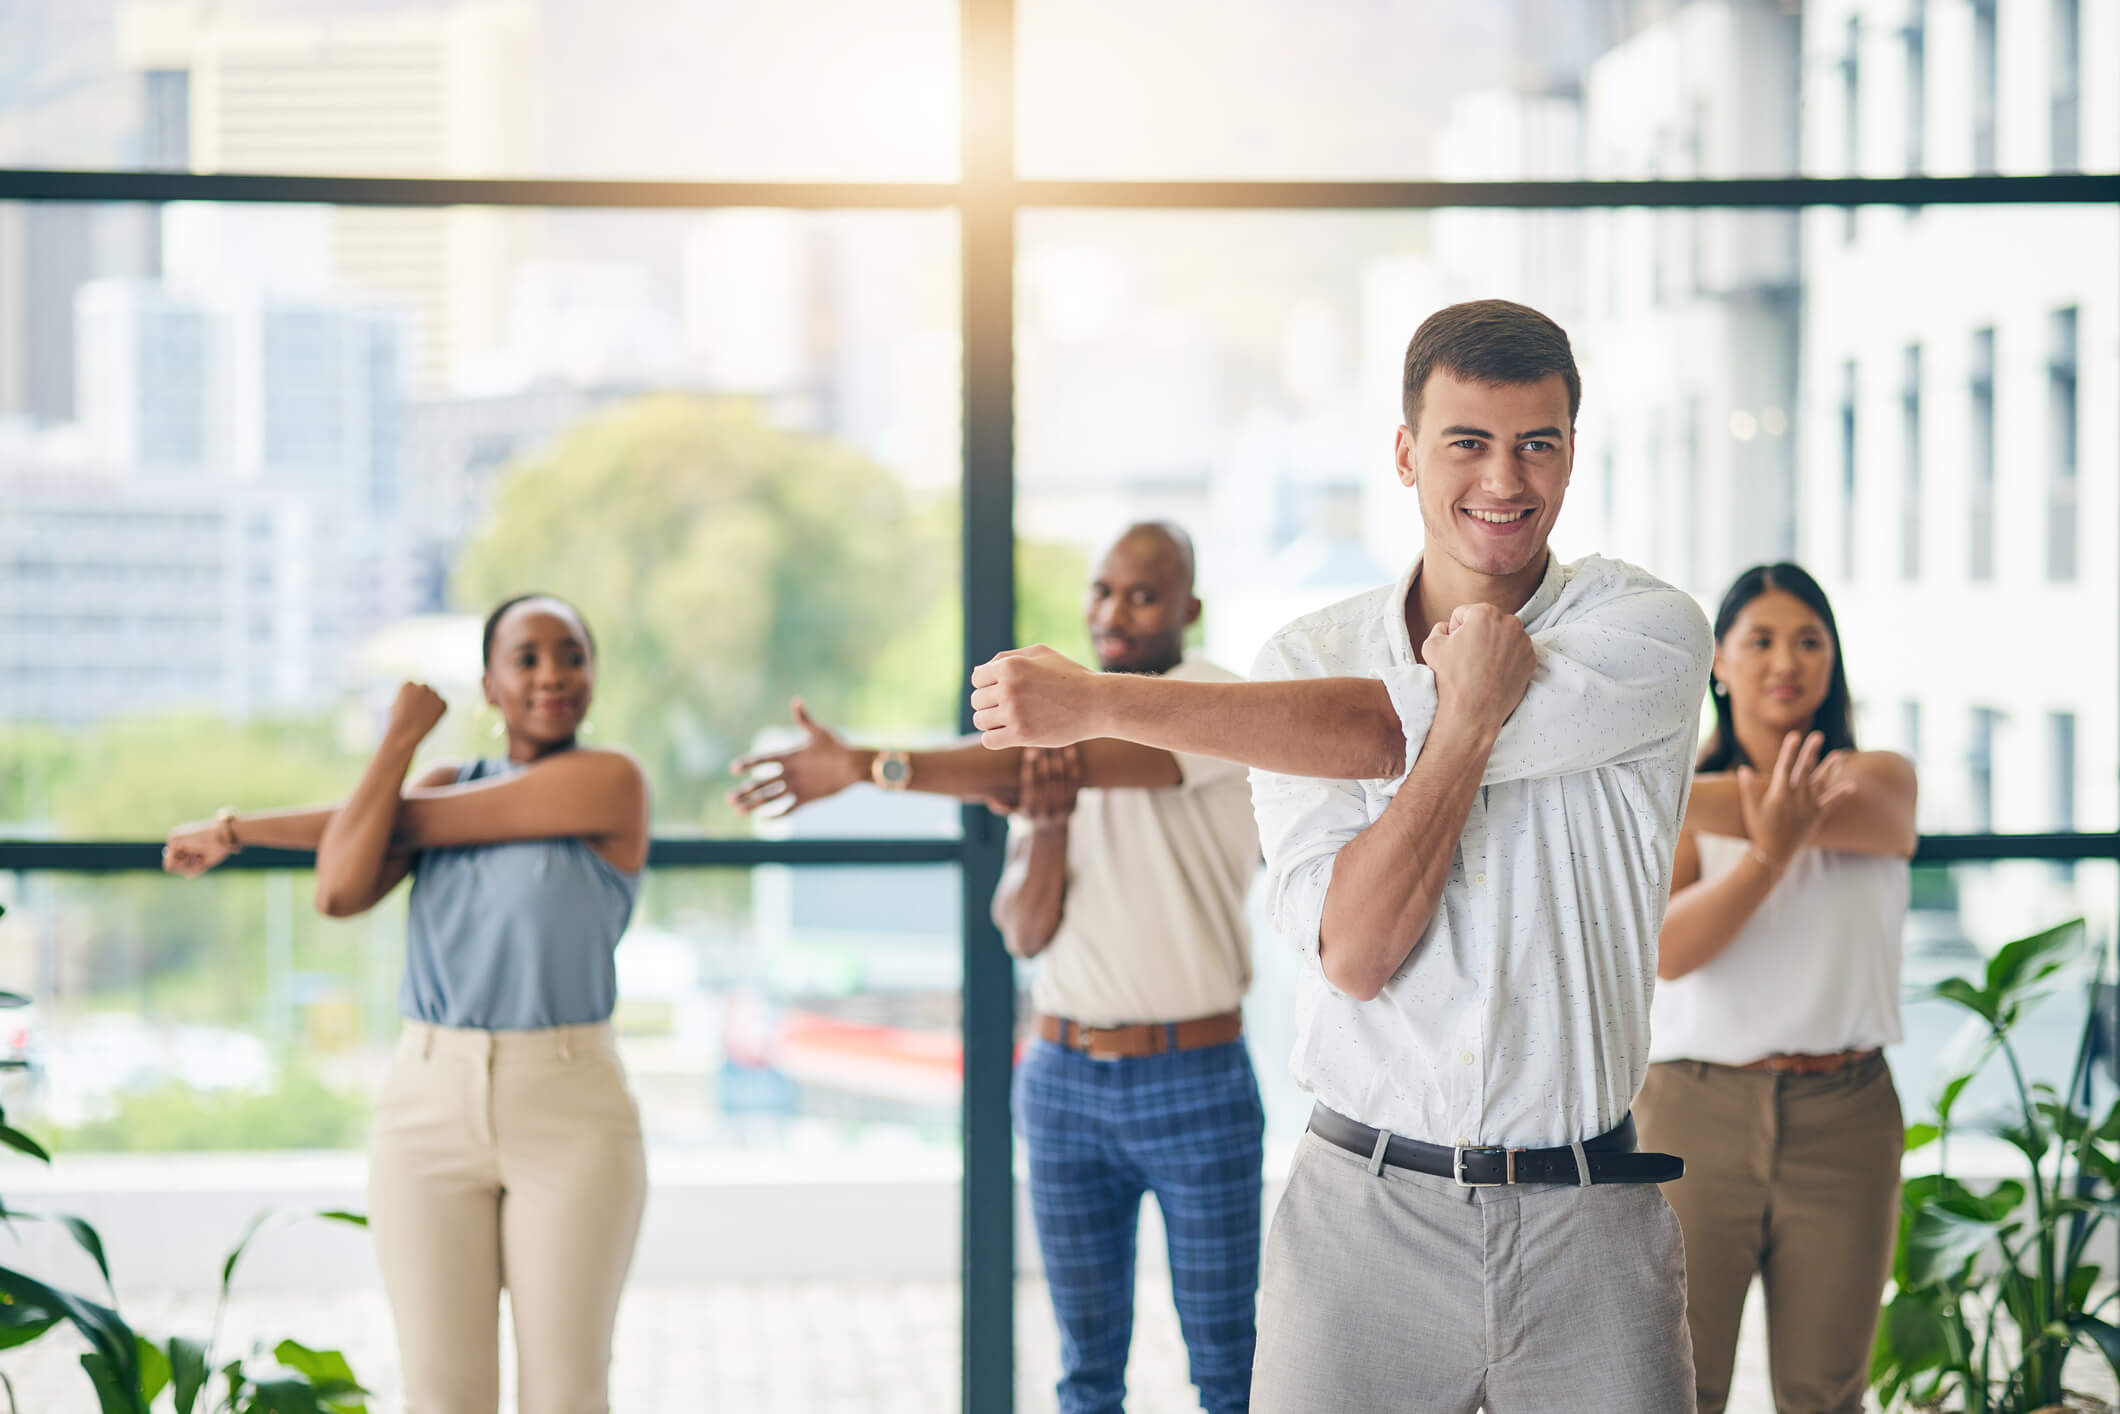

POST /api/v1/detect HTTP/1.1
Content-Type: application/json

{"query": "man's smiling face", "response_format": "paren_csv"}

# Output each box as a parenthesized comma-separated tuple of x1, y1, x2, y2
(1395, 368, 1575, 582)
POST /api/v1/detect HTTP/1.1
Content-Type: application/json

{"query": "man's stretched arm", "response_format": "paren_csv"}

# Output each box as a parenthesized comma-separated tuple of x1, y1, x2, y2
(729, 699, 1183, 817)
(971, 647, 1406, 779)
(971, 573, 1710, 787)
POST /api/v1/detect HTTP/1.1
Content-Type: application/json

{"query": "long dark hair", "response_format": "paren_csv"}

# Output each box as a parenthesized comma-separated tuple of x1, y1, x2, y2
(1698, 562, 1857, 772)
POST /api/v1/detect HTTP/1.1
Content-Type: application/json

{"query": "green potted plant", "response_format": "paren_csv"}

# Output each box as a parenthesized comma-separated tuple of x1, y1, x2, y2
(1872, 916, 2120, 1413)
(0, 901, 373, 1413)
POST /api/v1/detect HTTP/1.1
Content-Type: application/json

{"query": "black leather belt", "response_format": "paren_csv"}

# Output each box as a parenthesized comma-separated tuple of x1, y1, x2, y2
(1307, 1103, 1684, 1187)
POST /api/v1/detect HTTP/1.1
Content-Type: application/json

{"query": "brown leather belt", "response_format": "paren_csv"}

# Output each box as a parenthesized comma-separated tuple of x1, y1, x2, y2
(1035, 1009, 1243, 1061)
(1741, 1046, 1882, 1076)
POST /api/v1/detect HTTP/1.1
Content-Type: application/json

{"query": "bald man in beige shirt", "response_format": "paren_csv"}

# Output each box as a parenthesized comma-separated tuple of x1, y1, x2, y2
(731, 522, 1264, 1414)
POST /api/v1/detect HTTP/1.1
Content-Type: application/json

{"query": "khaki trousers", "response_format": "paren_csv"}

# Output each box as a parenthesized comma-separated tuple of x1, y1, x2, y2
(1635, 1054, 1902, 1414)
(368, 1020, 648, 1414)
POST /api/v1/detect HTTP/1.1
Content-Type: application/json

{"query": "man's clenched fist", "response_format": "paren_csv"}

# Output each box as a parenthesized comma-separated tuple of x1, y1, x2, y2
(1424, 602, 1537, 736)
(969, 645, 1103, 749)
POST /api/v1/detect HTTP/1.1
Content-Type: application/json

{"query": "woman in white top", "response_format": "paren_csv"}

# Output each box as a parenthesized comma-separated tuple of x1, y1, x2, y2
(1636, 562, 1918, 1414)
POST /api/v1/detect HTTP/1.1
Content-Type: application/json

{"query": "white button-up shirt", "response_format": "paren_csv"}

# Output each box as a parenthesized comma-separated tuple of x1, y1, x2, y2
(1249, 554, 1711, 1150)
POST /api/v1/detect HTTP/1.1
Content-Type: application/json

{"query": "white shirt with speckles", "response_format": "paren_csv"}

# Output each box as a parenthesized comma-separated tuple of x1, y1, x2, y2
(1249, 553, 1712, 1151)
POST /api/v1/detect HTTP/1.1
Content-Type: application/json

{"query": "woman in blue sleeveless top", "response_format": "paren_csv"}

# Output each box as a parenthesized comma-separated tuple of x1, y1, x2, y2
(164, 594, 650, 1414)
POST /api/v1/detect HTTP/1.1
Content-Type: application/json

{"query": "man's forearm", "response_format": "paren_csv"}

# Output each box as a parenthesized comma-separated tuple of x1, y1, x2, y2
(1314, 715, 1494, 1000)
(993, 828, 1069, 959)
(1093, 675, 1405, 780)
(878, 739, 1181, 798)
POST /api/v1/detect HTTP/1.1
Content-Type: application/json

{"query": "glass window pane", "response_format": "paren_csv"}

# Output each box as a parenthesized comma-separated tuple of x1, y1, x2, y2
(0, 202, 964, 836)
(0, 860, 962, 1401)
(0, 1, 957, 179)
(1019, 0, 2109, 180)
(0, 863, 962, 1151)
(1895, 859, 2118, 1130)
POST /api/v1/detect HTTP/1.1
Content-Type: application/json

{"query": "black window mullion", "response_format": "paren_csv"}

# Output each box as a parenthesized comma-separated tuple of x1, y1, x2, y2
(959, 0, 1018, 1410)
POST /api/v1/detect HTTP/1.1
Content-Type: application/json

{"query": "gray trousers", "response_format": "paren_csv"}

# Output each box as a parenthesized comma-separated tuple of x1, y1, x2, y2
(1251, 1129, 1696, 1413)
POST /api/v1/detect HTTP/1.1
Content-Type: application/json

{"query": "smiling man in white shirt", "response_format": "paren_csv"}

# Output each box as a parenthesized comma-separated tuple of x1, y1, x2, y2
(967, 300, 1713, 1412)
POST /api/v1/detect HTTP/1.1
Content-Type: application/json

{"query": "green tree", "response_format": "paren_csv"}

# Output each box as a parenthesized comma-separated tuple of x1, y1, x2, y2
(451, 395, 951, 826)
(843, 517, 1090, 733)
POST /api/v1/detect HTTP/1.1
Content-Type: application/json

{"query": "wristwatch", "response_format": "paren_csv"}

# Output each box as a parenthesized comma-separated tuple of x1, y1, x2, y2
(870, 749, 913, 791)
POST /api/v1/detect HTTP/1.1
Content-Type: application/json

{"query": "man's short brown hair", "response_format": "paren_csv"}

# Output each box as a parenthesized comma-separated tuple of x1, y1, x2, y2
(1401, 299, 1581, 435)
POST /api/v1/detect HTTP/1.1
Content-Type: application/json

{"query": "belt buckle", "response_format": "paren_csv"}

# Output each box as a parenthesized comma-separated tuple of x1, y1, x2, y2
(1081, 1028, 1125, 1062)
(1452, 1145, 1517, 1187)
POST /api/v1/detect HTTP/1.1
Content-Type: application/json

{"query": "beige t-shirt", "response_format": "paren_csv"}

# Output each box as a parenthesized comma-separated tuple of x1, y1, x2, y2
(1026, 657, 1263, 1028)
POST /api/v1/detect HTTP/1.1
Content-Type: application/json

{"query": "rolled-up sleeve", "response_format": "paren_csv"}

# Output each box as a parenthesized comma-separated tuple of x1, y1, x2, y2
(1480, 584, 1711, 785)
(1248, 633, 1379, 968)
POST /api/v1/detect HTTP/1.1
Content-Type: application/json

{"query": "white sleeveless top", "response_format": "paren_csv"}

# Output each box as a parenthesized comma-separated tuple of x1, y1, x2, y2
(1648, 832, 1909, 1066)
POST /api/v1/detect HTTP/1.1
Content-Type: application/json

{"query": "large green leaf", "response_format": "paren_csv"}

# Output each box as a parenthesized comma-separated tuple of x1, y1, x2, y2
(1906, 1201, 2008, 1289)
(0, 1269, 142, 1413)
(136, 1336, 172, 1404)
(2069, 1264, 2103, 1312)
(1985, 917, 2087, 1024)
(241, 1378, 328, 1414)
(1874, 1285, 1954, 1379)
(1905, 1122, 1942, 1154)
(9, 1212, 115, 1298)
(1928, 975, 1996, 1023)
(1963, 1179, 2027, 1224)
(0, 1125, 50, 1164)
(270, 1342, 367, 1413)
(0, 1279, 61, 1351)
(1996, 1120, 2053, 1170)
(169, 1335, 210, 1414)
(2071, 1313, 2120, 1394)
(81, 1350, 138, 1414)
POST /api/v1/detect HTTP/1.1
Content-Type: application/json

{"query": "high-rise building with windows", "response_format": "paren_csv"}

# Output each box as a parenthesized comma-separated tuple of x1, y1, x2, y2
(1799, 0, 2117, 940)
(116, 0, 532, 392)
(75, 278, 411, 516)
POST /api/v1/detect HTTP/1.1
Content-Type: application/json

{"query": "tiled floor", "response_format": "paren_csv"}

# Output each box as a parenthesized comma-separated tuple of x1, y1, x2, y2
(3, 1276, 2108, 1412)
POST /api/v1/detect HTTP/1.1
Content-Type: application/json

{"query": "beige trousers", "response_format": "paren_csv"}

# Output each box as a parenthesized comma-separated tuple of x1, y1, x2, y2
(1636, 1054, 1903, 1414)
(1250, 1129, 1695, 1413)
(368, 1020, 648, 1414)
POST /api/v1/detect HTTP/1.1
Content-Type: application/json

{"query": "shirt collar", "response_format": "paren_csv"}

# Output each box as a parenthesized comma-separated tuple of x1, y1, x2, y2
(1388, 552, 1564, 665)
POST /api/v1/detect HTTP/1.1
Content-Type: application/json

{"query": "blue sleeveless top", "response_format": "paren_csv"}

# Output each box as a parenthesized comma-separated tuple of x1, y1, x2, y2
(399, 757, 643, 1030)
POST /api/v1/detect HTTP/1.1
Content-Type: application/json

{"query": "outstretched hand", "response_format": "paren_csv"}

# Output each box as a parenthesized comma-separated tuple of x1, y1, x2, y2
(163, 817, 236, 878)
(727, 699, 866, 817)
(1737, 731, 1858, 867)
(969, 645, 1101, 749)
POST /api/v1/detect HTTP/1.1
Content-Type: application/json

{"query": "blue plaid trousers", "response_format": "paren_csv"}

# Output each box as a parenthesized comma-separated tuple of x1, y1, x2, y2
(1014, 1034, 1265, 1414)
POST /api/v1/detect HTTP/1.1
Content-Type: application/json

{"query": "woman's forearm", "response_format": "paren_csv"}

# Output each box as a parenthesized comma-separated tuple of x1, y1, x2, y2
(314, 729, 423, 915)
(1657, 851, 1784, 981)
(222, 805, 341, 853)
(1686, 764, 1918, 859)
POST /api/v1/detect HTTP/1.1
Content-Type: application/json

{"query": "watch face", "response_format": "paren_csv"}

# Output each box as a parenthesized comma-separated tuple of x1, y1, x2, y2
(879, 756, 910, 785)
